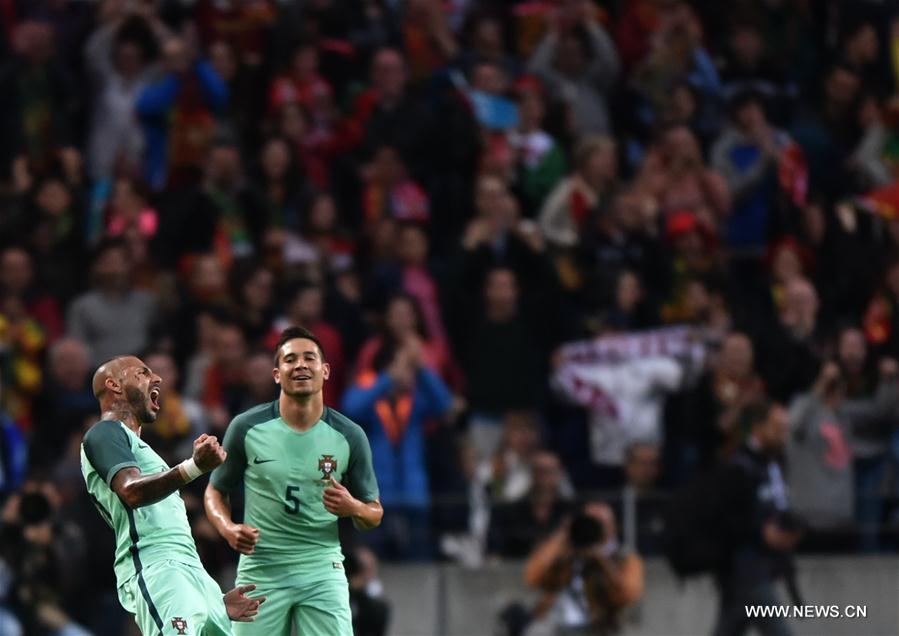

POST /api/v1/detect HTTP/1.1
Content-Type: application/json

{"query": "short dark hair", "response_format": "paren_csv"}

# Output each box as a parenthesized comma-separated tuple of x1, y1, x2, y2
(274, 326, 326, 365)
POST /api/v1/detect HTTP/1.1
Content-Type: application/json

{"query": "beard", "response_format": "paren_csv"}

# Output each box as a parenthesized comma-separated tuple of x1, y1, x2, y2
(125, 385, 157, 424)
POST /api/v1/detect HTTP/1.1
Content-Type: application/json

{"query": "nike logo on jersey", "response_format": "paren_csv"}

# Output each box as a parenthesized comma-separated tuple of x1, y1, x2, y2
(253, 457, 276, 464)
(137, 444, 148, 449)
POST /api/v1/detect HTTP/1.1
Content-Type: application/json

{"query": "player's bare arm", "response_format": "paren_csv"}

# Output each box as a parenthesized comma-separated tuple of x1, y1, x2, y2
(205, 483, 260, 554)
(112, 434, 226, 508)
(322, 477, 383, 530)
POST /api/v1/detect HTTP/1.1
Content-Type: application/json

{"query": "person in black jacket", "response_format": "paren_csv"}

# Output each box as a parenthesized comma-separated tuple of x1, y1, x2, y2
(714, 399, 802, 636)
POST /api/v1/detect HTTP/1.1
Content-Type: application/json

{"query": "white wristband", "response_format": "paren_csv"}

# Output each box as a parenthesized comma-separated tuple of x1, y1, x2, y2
(178, 457, 203, 483)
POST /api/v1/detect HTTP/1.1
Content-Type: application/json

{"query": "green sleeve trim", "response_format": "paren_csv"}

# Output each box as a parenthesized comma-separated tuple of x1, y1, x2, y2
(83, 420, 139, 487)
(210, 401, 277, 492)
(324, 407, 380, 502)
(105, 460, 140, 487)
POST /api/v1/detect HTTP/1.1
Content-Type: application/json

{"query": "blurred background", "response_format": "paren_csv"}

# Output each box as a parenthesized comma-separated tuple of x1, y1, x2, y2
(1, 0, 899, 634)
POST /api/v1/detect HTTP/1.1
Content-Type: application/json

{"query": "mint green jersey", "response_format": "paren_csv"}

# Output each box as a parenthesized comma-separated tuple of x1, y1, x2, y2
(210, 402, 379, 586)
(80, 420, 202, 596)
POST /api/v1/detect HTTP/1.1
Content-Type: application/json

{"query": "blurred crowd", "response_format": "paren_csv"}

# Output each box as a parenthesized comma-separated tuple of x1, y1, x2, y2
(3, 0, 899, 633)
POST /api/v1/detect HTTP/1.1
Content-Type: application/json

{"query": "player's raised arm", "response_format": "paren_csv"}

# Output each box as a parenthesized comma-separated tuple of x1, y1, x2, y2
(108, 433, 226, 508)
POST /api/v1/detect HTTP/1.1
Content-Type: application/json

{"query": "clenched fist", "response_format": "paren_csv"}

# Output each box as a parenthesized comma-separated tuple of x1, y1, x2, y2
(193, 434, 227, 473)
(323, 477, 361, 518)
(224, 523, 260, 555)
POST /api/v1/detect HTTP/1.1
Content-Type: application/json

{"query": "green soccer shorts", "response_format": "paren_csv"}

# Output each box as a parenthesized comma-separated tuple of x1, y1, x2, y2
(232, 575, 352, 636)
(119, 559, 232, 636)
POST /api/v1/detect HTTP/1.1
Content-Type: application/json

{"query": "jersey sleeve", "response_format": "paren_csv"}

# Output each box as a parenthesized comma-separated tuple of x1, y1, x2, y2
(83, 420, 139, 486)
(343, 424, 380, 503)
(210, 416, 249, 492)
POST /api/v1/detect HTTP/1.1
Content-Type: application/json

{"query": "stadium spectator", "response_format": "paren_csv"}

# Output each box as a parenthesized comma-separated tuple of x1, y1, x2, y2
(238, 349, 279, 412)
(837, 21, 884, 95)
(634, 125, 731, 231)
(717, 21, 795, 123)
(231, 262, 276, 344)
(250, 135, 310, 232)
(711, 91, 792, 248)
(550, 328, 694, 486)
(1, 243, 64, 343)
(342, 332, 452, 560)
(347, 47, 434, 173)
(135, 34, 228, 190)
(463, 410, 549, 563)
(760, 277, 822, 403)
(676, 331, 766, 471)
(538, 135, 618, 250)
(790, 64, 862, 199)
(30, 338, 94, 471)
(176, 137, 264, 263)
(832, 328, 899, 550)
(630, 3, 720, 137)
(456, 267, 550, 463)
(10, 175, 85, 301)
(101, 177, 159, 246)
(488, 450, 572, 559)
(0, 20, 80, 186)
(577, 189, 668, 319)
(370, 225, 451, 348)
(401, 0, 458, 82)
(454, 177, 554, 291)
(361, 144, 430, 227)
(507, 77, 567, 215)
(0, 292, 46, 430)
(198, 320, 249, 432)
(66, 239, 158, 368)
(527, 0, 620, 137)
(84, 9, 164, 183)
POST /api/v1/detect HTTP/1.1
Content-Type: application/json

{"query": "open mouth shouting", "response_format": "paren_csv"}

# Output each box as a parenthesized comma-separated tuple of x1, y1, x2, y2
(149, 385, 161, 411)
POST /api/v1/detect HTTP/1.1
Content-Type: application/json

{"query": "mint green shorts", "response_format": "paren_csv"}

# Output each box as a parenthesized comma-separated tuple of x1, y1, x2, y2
(231, 576, 352, 636)
(119, 560, 232, 636)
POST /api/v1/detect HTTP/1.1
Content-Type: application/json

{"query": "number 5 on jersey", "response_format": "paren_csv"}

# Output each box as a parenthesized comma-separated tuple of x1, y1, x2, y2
(285, 485, 300, 514)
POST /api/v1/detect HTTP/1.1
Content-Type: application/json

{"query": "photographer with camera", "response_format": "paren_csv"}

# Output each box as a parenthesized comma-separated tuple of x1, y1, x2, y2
(522, 502, 643, 635)
(0, 481, 92, 636)
(714, 400, 801, 636)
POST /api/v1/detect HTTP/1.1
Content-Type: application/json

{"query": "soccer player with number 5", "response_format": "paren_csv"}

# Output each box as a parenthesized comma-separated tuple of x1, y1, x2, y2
(205, 326, 382, 636)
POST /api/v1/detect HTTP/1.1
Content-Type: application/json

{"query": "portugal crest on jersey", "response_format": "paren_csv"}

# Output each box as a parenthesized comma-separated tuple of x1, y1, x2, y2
(319, 454, 337, 480)
(171, 617, 188, 635)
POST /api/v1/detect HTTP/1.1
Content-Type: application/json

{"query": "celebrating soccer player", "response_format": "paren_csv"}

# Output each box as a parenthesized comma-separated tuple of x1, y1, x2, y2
(205, 326, 382, 636)
(80, 356, 266, 635)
